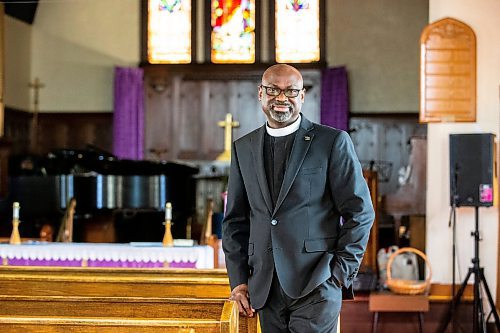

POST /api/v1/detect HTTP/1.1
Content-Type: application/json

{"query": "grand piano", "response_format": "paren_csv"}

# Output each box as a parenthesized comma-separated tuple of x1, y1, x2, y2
(3, 147, 199, 243)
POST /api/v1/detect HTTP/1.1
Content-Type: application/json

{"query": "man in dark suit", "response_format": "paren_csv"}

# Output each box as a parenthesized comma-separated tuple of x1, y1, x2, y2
(222, 64, 374, 332)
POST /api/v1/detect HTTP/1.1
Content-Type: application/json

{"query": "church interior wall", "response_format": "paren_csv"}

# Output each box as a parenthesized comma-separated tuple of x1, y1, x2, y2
(327, 0, 429, 114)
(427, 0, 500, 303)
(29, 0, 140, 112)
(4, 16, 31, 111)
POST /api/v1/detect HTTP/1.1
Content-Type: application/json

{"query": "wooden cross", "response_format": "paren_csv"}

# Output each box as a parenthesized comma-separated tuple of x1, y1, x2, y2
(28, 77, 45, 153)
(216, 113, 239, 161)
(29, 77, 45, 111)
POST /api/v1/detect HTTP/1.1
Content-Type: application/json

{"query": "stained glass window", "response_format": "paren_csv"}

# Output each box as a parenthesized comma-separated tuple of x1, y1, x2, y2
(275, 0, 320, 63)
(211, 0, 256, 64)
(148, 0, 192, 64)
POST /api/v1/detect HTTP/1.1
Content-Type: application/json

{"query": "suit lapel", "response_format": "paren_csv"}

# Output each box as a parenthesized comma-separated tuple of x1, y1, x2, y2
(250, 126, 273, 215)
(273, 117, 314, 215)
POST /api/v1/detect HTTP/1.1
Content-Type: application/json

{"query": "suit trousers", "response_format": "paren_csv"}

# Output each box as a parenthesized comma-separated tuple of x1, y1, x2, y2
(258, 272, 342, 333)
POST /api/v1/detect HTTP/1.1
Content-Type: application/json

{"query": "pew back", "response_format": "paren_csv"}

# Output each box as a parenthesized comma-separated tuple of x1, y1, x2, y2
(0, 267, 231, 298)
(0, 296, 237, 333)
(0, 266, 257, 333)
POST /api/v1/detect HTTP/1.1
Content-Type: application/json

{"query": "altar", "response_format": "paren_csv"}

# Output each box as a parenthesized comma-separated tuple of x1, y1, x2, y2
(0, 243, 214, 269)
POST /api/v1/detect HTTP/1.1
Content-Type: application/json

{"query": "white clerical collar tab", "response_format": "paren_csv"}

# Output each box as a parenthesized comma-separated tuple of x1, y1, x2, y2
(266, 115, 301, 137)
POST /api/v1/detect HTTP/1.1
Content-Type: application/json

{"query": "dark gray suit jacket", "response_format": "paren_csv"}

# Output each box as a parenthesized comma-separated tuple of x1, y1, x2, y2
(222, 115, 375, 310)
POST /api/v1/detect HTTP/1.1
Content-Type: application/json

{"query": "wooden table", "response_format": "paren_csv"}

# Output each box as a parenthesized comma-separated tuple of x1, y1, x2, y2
(369, 292, 429, 333)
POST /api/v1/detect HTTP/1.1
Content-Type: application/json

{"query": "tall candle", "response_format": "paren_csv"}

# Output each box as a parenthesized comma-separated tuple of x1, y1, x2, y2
(13, 202, 20, 220)
(165, 202, 172, 220)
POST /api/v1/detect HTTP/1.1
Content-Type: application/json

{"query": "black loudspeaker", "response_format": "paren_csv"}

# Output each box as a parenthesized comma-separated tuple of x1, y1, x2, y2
(449, 133, 496, 207)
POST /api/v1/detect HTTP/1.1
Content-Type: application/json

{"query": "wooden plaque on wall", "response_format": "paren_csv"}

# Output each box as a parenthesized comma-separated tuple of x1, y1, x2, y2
(420, 18, 476, 123)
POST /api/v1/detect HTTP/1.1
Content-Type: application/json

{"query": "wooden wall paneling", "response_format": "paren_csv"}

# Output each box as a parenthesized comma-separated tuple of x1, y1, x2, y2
(199, 81, 211, 159)
(39, 121, 69, 153)
(170, 76, 182, 160)
(93, 117, 114, 152)
(384, 124, 408, 176)
(224, 81, 239, 150)
(143, 69, 321, 161)
(206, 82, 229, 160)
(350, 117, 426, 196)
(0, 140, 10, 198)
(77, 123, 97, 148)
(36, 114, 113, 155)
(145, 75, 176, 160)
(4, 108, 31, 154)
(233, 80, 266, 140)
(178, 81, 203, 160)
(420, 18, 476, 123)
(351, 121, 378, 163)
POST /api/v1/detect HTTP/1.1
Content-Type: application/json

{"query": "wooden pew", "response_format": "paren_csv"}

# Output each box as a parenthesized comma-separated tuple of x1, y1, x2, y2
(0, 266, 258, 333)
(0, 295, 237, 333)
(0, 267, 231, 298)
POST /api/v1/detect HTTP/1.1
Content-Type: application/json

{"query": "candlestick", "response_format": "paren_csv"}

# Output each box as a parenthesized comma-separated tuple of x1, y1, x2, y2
(165, 202, 172, 220)
(163, 202, 173, 247)
(10, 202, 21, 245)
(13, 202, 20, 220)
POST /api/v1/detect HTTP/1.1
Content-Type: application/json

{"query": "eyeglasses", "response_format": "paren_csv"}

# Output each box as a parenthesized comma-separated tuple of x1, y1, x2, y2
(260, 85, 303, 98)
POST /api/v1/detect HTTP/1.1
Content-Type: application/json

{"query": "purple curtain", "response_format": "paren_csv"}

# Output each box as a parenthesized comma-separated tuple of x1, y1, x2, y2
(320, 67, 349, 131)
(113, 67, 144, 160)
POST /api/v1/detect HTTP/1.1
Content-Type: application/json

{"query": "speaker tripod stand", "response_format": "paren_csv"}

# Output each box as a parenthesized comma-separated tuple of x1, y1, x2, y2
(438, 206, 500, 333)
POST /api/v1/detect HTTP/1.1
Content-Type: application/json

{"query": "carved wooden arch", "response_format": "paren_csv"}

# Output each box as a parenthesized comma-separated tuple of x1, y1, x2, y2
(420, 18, 476, 123)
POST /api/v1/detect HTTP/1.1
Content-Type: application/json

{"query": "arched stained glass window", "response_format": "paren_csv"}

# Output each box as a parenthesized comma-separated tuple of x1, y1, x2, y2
(275, 0, 320, 63)
(148, 0, 192, 64)
(211, 0, 256, 64)
(144, 0, 323, 65)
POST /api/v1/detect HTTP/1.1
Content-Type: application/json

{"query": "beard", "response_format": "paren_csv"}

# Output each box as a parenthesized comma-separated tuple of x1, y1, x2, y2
(269, 104, 294, 123)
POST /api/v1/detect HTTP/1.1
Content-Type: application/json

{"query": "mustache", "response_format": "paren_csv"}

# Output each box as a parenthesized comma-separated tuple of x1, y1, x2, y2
(271, 102, 292, 107)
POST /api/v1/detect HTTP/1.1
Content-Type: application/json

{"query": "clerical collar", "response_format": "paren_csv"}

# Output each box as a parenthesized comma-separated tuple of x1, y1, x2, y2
(266, 115, 301, 137)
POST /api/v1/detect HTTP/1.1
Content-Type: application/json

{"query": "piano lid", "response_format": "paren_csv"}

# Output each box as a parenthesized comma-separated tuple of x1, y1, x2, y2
(10, 147, 199, 177)
(8, 147, 199, 214)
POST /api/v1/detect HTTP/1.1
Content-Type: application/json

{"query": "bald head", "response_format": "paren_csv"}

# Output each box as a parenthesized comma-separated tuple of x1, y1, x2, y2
(259, 64, 305, 128)
(262, 64, 303, 87)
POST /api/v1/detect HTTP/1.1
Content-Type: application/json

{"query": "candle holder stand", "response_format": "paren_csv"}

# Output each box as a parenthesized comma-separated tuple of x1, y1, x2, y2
(10, 219, 21, 245)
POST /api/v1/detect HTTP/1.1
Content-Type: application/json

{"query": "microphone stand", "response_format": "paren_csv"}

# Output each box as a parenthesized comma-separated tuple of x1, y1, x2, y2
(448, 164, 459, 332)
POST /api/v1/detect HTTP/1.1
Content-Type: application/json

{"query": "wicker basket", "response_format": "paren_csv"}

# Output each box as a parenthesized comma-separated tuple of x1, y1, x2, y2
(386, 247, 432, 295)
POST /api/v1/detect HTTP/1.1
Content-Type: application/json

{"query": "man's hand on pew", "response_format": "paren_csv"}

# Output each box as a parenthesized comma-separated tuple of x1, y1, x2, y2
(229, 283, 255, 317)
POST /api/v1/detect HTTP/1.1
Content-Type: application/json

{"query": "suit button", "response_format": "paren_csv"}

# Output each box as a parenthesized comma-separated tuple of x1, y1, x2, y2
(271, 219, 278, 226)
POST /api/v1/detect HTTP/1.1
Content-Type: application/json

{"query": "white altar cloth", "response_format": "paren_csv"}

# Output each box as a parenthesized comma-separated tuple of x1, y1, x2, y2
(0, 243, 214, 269)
